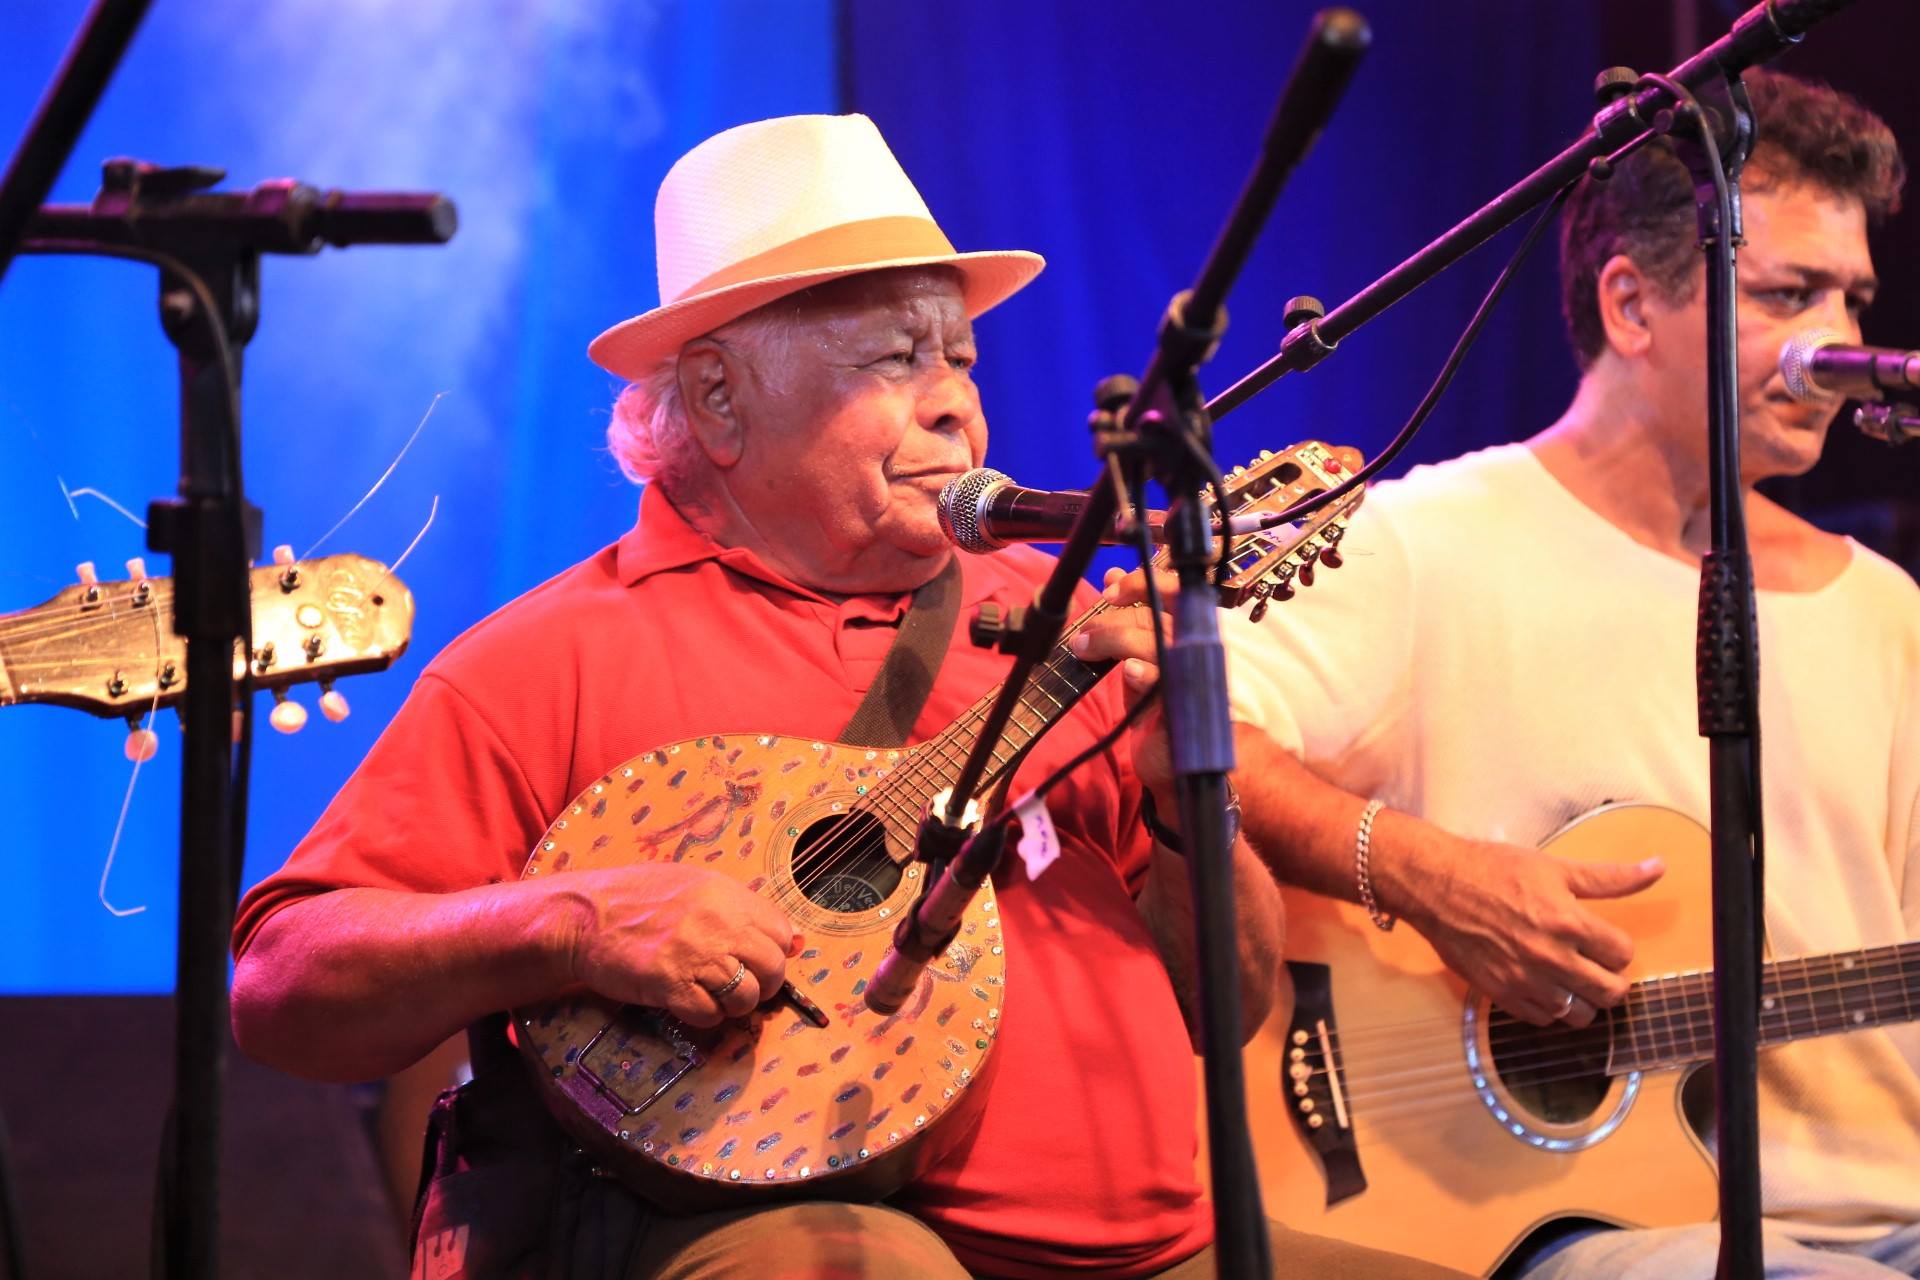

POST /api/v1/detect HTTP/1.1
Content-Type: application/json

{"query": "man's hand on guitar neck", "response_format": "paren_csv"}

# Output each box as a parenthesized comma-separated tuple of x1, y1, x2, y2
(1233, 725, 1666, 1027)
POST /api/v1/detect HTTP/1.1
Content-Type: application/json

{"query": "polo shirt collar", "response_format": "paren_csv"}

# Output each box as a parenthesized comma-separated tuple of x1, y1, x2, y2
(614, 483, 1000, 612)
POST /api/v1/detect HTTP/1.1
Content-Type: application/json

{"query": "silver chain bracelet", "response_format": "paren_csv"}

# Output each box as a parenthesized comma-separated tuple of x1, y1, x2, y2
(1355, 798, 1395, 932)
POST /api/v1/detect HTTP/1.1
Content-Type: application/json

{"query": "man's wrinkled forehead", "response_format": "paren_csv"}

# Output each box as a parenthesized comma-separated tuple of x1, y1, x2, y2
(778, 266, 970, 339)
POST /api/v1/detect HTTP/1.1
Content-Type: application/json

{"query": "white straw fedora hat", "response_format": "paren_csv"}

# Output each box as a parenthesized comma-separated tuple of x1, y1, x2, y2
(588, 113, 1045, 380)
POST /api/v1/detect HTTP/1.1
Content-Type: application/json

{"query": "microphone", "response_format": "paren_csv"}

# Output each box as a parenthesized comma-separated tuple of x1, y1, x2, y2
(1779, 330, 1920, 404)
(937, 469, 1166, 553)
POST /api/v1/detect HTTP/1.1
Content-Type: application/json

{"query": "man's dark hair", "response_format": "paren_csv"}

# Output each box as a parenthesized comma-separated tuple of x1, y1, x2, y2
(1559, 68, 1906, 369)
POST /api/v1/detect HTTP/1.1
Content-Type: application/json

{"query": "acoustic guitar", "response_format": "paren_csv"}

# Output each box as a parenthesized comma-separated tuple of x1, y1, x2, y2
(1219, 803, 1920, 1276)
(512, 442, 1365, 1210)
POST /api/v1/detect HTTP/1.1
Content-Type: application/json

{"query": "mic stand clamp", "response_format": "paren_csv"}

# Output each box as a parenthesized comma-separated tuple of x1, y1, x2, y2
(866, 794, 991, 1016)
(1856, 402, 1920, 445)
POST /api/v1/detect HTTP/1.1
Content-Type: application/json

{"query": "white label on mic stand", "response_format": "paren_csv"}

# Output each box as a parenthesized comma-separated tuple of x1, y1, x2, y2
(1011, 790, 1059, 880)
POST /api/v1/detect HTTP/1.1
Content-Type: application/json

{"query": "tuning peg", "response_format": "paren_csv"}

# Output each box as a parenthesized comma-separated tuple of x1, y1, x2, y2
(318, 681, 350, 723)
(125, 557, 147, 580)
(76, 561, 98, 585)
(269, 689, 307, 734)
(274, 544, 301, 591)
(1320, 546, 1343, 569)
(124, 716, 159, 762)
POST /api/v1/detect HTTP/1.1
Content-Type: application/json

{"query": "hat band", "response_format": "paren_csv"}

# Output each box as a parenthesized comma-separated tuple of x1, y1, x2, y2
(673, 215, 960, 303)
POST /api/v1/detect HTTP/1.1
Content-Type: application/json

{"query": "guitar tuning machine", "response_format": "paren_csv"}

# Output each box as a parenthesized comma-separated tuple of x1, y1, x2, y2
(1318, 526, 1345, 570)
(273, 544, 301, 592)
(268, 688, 308, 734)
(319, 680, 350, 723)
(76, 561, 103, 609)
(1296, 545, 1320, 588)
(126, 557, 152, 606)
(124, 715, 159, 763)
(1247, 581, 1273, 625)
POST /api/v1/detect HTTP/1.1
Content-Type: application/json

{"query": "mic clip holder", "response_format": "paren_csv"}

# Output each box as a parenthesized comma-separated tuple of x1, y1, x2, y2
(866, 792, 999, 1017)
(917, 788, 982, 877)
(967, 601, 1027, 655)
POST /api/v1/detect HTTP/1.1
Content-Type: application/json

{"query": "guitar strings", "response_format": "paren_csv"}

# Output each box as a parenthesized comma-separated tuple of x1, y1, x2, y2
(1301, 944, 1920, 1070)
(1274, 956, 1919, 1098)
(1302, 953, 1920, 1090)
(761, 671, 1056, 912)
(766, 604, 1114, 909)
(777, 610, 1105, 903)
(1287, 954, 1920, 1117)
(0, 588, 183, 646)
(1300, 996, 1917, 1136)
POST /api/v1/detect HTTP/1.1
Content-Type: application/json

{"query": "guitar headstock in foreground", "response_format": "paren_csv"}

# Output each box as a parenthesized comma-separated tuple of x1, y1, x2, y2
(0, 548, 413, 753)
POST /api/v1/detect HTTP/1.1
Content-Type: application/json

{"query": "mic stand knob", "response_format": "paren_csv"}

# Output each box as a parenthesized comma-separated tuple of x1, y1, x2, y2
(1857, 402, 1920, 445)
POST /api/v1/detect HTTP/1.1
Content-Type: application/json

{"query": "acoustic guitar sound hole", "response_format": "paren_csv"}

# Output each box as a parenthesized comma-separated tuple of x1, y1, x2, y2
(791, 812, 902, 912)
(1486, 1018, 1614, 1125)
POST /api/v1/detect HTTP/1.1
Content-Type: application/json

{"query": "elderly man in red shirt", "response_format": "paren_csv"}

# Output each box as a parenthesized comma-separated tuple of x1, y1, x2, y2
(229, 113, 1455, 1280)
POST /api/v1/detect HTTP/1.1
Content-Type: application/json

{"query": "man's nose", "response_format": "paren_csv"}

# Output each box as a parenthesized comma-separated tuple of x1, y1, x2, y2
(917, 365, 979, 434)
(1817, 291, 1864, 345)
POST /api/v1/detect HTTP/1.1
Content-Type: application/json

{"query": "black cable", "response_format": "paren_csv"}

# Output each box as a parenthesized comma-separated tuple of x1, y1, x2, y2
(1244, 180, 1575, 535)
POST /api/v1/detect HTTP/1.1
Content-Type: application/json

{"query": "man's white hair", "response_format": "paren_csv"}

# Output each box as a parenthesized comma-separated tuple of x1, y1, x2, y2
(605, 305, 794, 495)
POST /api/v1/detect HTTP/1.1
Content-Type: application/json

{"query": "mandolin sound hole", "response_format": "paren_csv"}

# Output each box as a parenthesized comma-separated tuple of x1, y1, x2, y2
(1486, 1017, 1614, 1126)
(790, 812, 902, 913)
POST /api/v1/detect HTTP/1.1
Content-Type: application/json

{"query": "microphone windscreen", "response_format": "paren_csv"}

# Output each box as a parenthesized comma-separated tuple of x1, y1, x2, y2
(1779, 328, 1843, 401)
(938, 468, 1012, 552)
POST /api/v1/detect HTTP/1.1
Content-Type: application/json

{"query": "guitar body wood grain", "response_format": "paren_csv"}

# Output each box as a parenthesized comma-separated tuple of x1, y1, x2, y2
(1204, 805, 1720, 1276)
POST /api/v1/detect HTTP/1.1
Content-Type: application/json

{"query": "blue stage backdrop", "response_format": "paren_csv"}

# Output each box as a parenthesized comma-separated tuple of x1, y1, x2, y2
(18, 2, 1895, 996)
(846, 0, 1603, 521)
(0, 0, 836, 992)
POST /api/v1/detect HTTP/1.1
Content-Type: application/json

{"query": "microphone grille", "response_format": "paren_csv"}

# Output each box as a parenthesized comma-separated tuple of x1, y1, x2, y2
(1779, 328, 1843, 402)
(938, 468, 1012, 553)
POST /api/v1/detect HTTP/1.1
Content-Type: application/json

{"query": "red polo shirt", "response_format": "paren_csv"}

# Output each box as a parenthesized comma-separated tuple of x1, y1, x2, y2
(233, 485, 1210, 1277)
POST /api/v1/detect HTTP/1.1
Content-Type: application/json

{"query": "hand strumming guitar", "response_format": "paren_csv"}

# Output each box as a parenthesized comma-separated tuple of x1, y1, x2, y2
(557, 864, 802, 1028)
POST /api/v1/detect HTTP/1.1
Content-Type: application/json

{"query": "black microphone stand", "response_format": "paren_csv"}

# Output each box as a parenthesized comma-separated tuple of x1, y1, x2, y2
(17, 161, 454, 1280)
(883, 12, 1371, 1276)
(1655, 72, 1768, 1280)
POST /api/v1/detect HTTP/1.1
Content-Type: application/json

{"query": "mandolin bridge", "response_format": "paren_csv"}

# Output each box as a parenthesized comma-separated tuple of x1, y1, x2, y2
(1282, 961, 1367, 1207)
(559, 1007, 706, 1130)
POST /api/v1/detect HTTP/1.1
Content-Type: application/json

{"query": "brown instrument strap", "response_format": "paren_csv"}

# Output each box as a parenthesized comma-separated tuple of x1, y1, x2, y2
(838, 554, 963, 748)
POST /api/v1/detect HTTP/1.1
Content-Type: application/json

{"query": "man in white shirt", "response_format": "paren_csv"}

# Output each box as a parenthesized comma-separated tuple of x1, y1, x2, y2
(1219, 68, 1920, 1278)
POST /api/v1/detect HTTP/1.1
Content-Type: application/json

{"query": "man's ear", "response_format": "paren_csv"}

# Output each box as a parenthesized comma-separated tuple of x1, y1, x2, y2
(1595, 253, 1654, 361)
(678, 341, 745, 468)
